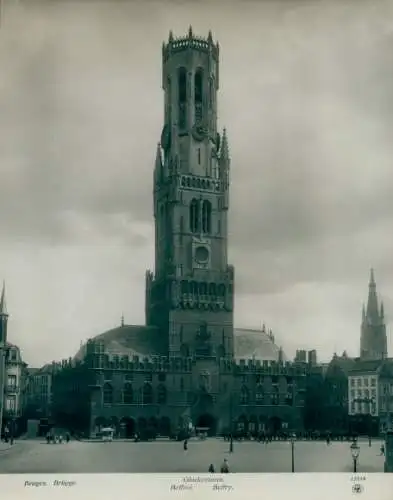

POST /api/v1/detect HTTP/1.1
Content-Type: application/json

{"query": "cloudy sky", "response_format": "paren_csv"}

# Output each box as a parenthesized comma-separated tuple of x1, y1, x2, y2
(1, 0, 393, 366)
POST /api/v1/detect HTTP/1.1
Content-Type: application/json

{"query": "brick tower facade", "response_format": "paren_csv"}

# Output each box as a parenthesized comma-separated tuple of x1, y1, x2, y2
(145, 27, 235, 360)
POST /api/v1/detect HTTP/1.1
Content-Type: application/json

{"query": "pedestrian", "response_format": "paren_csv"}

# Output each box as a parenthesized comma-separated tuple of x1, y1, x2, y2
(220, 458, 229, 473)
(208, 464, 215, 473)
(380, 444, 385, 456)
(183, 438, 188, 451)
(66, 432, 70, 443)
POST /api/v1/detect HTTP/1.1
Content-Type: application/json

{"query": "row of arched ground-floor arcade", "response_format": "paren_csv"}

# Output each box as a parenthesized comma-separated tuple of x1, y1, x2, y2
(92, 413, 295, 438)
(93, 416, 171, 438)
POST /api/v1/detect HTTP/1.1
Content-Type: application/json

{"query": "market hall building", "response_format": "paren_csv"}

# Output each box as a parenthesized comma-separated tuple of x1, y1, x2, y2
(51, 29, 307, 438)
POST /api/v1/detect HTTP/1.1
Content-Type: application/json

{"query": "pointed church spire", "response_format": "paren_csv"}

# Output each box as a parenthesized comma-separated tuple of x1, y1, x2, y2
(208, 30, 213, 43)
(188, 25, 193, 38)
(0, 281, 7, 316)
(169, 30, 174, 43)
(381, 301, 384, 320)
(366, 268, 379, 322)
(220, 128, 229, 160)
(121, 313, 124, 327)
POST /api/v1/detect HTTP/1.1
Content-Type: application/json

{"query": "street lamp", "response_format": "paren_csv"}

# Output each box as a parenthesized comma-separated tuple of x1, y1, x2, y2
(350, 441, 360, 473)
(290, 433, 296, 473)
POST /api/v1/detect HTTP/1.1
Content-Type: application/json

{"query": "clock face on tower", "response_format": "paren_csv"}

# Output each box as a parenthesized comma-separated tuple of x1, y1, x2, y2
(195, 245, 209, 264)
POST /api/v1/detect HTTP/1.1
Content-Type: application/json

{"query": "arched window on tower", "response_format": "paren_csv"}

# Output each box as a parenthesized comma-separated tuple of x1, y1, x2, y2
(209, 78, 214, 108)
(189, 199, 200, 233)
(202, 200, 212, 233)
(194, 68, 203, 124)
(167, 77, 172, 124)
(178, 68, 187, 129)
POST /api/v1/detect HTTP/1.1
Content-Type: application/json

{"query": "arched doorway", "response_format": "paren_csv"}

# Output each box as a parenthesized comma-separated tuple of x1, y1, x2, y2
(249, 415, 258, 435)
(110, 416, 119, 435)
(268, 416, 282, 434)
(94, 416, 107, 433)
(237, 414, 248, 434)
(148, 417, 158, 432)
(120, 417, 136, 438)
(137, 417, 147, 432)
(159, 416, 171, 436)
(196, 413, 216, 436)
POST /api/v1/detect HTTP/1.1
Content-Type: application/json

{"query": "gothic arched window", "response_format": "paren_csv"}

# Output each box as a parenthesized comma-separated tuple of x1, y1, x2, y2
(189, 199, 200, 233)
(143, 383, 153, 405)
(178, 67, 187, 129)
(202, 200, 212, 233)
(199, 282, 207, 295)
(240, 385, 249, 405)
(123, 383, 133, 404)
(167, 77, 172, 124)
(208, 283, 216, 296)
(157, 384, 167, 405)
(194, 68, 203, 124)
(256, 384, 264, 404)
(209, 77, 214, 107)
(190, 281, 198, 295)
(103, 383, 113, 405)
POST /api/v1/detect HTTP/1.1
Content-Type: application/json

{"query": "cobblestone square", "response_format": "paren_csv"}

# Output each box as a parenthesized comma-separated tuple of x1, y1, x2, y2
(0, 438, 385, 473)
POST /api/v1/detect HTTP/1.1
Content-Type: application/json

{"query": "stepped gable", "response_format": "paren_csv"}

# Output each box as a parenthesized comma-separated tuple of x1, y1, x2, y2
(234, 328, 286, 361)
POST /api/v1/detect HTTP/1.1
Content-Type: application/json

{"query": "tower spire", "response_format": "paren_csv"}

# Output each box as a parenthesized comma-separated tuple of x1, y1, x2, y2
(0, 281, 7, 317)
(220, 128, 229, 161)
(381, 301, 384, 320)
(366, 268, 379, 322)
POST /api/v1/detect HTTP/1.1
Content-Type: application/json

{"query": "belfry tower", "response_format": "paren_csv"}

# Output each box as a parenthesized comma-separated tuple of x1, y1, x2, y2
(360, 269, 387, 360)
(145, 28, 235, 359)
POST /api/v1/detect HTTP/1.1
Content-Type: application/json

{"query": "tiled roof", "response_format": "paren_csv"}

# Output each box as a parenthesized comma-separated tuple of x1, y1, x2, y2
(234, 328, 286, 361)
(347, 358, 384, 374)
(74, 325, 167, 360)
(74, 325, 285, 362)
